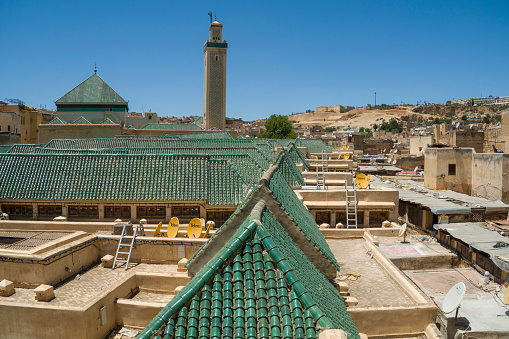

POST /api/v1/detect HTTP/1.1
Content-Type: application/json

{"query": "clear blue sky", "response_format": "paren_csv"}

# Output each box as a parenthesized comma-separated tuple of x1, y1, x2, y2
(1, 0, 508, 121)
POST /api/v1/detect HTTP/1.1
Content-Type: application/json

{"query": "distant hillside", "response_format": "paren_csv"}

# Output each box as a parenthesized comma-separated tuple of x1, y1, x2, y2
(288, 104, 509, 130)
(288, 106, 422, 130)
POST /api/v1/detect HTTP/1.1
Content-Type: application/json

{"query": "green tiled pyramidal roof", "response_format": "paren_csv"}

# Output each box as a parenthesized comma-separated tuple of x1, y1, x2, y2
(0, 154, 246, 204)
(170, 130, 232, 139)
(70, 116, 92, 125)
(193, 116, 203, 125)
(46, 117, 68, 125)
(55, 74, 127, 105)
(99, 117, 116, 125)
(139, 165, 359, 338)
(141, 123, 204, 131)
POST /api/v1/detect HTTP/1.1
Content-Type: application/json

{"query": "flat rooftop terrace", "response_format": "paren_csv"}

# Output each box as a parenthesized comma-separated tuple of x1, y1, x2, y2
(327, 238, 415, 308)
(0, 263, 178, 307)
(405, 267, 509, 336)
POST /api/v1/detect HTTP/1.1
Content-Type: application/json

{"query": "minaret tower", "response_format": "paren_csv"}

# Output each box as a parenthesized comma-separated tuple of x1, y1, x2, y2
(203, 17, 227, 130)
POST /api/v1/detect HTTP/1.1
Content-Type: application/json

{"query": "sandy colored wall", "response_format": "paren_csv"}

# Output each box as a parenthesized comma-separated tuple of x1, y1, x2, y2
(471, 153, 504, 201)
(38, 125, 121, 144)
(398, 155, 424, 171)
(424, 148, 473, 194)
(0, 242, 99, 287)
(409, 136, 432, 155)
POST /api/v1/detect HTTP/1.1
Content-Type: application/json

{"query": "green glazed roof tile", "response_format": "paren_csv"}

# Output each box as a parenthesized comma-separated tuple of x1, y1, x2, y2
(46, 117, 68, 125)
(98, 117, 117, 125)
(0, 154, 246, 205)
(141, 123, 203, 131)
(140, 162, 360, 339)
(55, 74, 128, 105)
(70, 116, 92, 125)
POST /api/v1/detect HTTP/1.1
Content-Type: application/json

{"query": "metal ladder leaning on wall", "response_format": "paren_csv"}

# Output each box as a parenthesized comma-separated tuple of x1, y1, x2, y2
(316, 152, 328, 189)
(345, 179, 358, 229)
(113, 222, 139, 270)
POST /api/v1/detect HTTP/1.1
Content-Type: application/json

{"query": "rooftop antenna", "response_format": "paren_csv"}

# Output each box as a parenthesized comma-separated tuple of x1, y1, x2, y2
(94, 62, 97, 74)
(208, 11, 213, 24)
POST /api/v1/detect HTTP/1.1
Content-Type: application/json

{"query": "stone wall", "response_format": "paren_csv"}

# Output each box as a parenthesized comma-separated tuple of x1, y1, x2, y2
(424, 148, 473, 194)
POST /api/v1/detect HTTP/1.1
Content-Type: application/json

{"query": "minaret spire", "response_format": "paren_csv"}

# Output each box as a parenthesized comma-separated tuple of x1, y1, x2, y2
(94, 63, 97, 74)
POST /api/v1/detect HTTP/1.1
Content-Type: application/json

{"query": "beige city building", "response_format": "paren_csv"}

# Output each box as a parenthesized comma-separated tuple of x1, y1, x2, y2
(203, 20, 227, 130)
(0, 104, 53, 144)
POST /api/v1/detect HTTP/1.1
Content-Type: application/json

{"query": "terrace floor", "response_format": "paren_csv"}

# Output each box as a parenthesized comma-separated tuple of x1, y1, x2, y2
(327, 238, 415, 308)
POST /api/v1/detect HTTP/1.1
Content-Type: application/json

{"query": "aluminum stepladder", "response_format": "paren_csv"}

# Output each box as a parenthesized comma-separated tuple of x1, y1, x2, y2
(316, 151, 328, 189)
(113, 222, 139, 270)
(345, 178, 358, 229)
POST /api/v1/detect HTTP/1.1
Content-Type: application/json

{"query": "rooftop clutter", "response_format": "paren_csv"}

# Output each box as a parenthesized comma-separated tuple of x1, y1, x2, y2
(138, 163, 359, 339)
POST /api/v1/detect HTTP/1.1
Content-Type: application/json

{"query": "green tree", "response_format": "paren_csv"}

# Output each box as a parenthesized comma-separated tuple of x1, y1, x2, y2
(325, 126, 336, 132)
(258, 114, 297, 139)
(461, 115, 467, 121)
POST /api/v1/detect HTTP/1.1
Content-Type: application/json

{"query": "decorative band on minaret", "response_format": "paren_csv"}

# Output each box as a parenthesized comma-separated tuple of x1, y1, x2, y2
(203, 18, 227, 130)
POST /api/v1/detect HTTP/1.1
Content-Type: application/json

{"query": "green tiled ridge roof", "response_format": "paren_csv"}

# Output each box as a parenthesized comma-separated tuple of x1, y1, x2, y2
(55, 74, 127, 105)
(170, 130, 233, 139)
(7, 144, 37, 154)
(45, 138, 266, 152)
(70, 116, 92, 125)
(268, 168, 340, 271)
(0, 146, 13, 154)
(260, 209, 359, 338)
(139, 205, 359, 338)
(99, 117, 116, 125)
(193, 116, 203, 125)
(46, 117, 68, 125)
(274, 151, 305, 187)
(0, 154, 246, 204)
(8, 144, 272, 174)
(141, 123, 204, 130)
(297, 138, 334, 153)
(285, 144, 310, 170)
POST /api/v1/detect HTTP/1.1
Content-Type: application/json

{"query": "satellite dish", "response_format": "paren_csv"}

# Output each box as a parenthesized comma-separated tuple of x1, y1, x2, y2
(399, 223, 408, 243)
(414, 166, 419, 172)
(337, 153, 342, 160)
(344, 153, 351, 160)
(355, 173, 369, 189)
(383, 148, 386, 153)
(167, 217, 179, 238)
(187, 218, 203, 238)
(456, 122, 461, 128)
(202, 221, 213, 238)
(470, 124, 473, 129)
(152, 221, 163, 237)
(420, 171, 424, 176)
(392, 159, 397, 165)
(443, 282, 466, 319)
(394, 149, 398, 153)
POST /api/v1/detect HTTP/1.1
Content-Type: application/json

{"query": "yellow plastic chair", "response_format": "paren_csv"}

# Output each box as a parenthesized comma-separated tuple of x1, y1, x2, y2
(344, 153, 351, 160)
